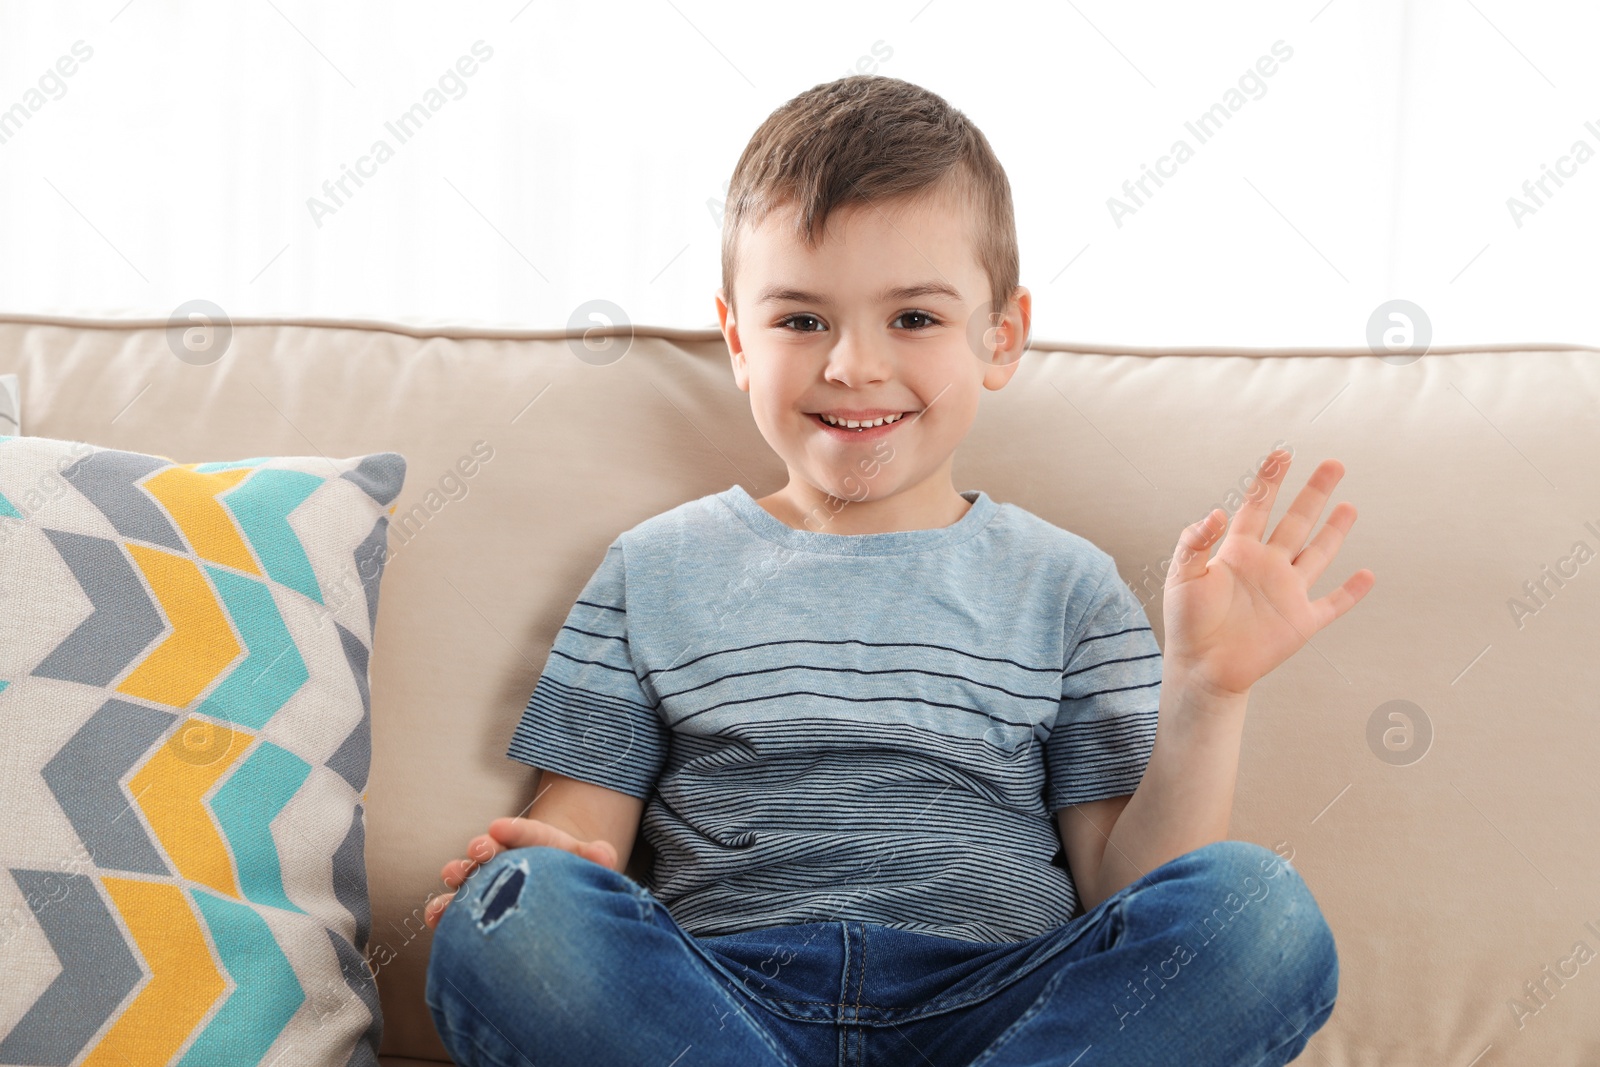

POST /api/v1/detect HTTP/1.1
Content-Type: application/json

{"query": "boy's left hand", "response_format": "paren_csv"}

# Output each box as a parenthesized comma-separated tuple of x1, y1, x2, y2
(1162, 449, 1375, 700)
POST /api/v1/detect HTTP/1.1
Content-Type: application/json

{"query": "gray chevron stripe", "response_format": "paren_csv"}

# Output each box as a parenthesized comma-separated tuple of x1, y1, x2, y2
(0, 869, 142, 1065)
(326, 928, 382, 1066)
(338, 453, 406, 507)
(60, 451, 186, 551)
(330, 806, 372, 950)
(31, 530, 166, 687)
(351, 515, 390, 637)
(41, 699, 175, 875)
(324, 623, 370, 793)
(344, 1039, 380, 1067)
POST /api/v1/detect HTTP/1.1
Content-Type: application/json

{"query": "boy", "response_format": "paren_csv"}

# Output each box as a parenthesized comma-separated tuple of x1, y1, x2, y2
(424, 74, 1372, 1066)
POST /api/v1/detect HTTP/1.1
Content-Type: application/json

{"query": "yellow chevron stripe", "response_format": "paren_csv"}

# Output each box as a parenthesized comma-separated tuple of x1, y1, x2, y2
(145, 466, 263, 576)
(85, 877, 226, 1066)
(117, 544, 243, 707)
(130, 720, 251, 898)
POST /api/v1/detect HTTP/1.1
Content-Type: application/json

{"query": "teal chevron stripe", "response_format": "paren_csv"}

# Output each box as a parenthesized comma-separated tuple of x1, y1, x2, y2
(221, 469, 325, 603)
(0, 870, 143, 1064)
(197, 566, 308, 729)
(0, 679, 8, 693)
(179, 889, 305, 1067)
(0, 490, 19, 518)
(210, 740, 311, 914)
(193, 457, 274, 472)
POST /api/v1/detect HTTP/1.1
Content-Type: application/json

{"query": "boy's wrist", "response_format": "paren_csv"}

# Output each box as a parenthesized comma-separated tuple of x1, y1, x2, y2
(1160, 657, 1251, 723)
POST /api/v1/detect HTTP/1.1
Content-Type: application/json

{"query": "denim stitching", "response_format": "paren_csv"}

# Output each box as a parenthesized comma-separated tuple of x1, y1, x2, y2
(687, 908, 1119, 1021)
(837, 921, 853, 1066)
(855, 922, 866, 1060)
(899, 903, 1118, 1019)
(639, 893, 801, 1065)
(680, 908, 1119, 1026)
(739, 994, 900, 1009)
(963, 943, 1084, 1067)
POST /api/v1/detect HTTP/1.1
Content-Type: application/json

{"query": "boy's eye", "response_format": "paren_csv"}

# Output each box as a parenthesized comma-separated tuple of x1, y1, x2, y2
(777, 313, 825, 332)
(895, 310, 941, 331)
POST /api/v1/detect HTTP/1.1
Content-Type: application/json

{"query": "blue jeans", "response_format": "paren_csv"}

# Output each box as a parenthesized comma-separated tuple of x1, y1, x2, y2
(425, 839, 1337, 1066)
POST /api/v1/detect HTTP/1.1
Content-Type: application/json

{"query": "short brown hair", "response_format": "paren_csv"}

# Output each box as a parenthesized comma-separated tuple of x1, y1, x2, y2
(721, 75, 1019, 321)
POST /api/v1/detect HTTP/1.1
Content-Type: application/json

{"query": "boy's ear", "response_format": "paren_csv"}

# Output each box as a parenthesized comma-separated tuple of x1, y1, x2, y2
(978, 286, 1032, 391)
(715, 287, 751, 393)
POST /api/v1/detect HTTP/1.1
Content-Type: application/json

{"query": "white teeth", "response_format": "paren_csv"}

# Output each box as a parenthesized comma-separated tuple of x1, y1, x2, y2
(820, 412, 903, 429)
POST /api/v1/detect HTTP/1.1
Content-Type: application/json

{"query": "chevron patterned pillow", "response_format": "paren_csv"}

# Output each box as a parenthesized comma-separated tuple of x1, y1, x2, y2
(0, 435, 406, 1067)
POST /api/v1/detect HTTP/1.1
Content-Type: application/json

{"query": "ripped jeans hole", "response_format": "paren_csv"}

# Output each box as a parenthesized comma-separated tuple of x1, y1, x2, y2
(471, 859, 528, 934)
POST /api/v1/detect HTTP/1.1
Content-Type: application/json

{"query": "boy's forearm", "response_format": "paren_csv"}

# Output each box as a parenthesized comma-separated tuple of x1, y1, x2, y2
(1087, 662, 1250, 907)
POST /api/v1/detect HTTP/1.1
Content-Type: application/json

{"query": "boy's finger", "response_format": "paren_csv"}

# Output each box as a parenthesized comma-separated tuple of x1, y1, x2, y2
(424, 892, 455, 930)
(464, 833, 501, 864)
(442, 832, 512, 889)
(1167, 508, 1226, 585)
(442, 855, 485, 889)
(1230, 449, 1291, 543)
(487, 816, 575, 851)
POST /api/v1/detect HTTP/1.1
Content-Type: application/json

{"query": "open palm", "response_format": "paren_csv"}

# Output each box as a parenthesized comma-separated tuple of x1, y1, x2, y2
(1162, 449, 1376, 698)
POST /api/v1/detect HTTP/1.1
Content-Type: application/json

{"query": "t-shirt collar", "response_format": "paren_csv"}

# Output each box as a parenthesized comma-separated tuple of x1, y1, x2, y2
(719, 483, 998, 556)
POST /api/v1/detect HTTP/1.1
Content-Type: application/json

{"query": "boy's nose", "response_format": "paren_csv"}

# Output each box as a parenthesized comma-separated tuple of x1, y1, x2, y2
(823, 338, 892, 386)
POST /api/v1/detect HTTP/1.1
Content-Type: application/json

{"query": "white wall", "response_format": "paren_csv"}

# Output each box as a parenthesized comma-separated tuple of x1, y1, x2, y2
(0, 0, 1594, 347)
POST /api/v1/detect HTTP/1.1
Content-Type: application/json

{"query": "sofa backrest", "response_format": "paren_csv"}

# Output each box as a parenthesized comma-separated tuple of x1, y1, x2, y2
(2, 314, 1595, 1064)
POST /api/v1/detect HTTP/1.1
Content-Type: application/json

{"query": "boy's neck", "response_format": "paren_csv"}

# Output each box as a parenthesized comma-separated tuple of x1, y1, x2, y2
(754, 474, 973, 535)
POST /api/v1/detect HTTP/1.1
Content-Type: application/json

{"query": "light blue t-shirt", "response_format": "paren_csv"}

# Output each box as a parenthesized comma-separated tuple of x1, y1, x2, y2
(506, 484, 1162, 943)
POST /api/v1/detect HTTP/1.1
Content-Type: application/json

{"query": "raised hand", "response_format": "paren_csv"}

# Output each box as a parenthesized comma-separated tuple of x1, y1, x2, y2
(1161, 449, 1375, 700)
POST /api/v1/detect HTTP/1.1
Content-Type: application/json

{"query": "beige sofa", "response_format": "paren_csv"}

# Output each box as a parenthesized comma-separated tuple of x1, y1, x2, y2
(2, 313, 1595, 1065)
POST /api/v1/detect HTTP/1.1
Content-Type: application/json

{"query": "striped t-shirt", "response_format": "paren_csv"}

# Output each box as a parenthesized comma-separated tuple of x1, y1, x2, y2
(506, 485, 1162, 943)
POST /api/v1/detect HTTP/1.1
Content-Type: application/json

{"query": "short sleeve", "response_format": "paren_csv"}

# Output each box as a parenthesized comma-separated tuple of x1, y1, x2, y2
(1044, 560, 1163, 813)
(505, 540, 668, 800)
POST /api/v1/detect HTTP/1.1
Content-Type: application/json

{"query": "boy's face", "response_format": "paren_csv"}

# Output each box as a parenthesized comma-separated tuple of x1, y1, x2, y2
(715, 184, 1031, 517)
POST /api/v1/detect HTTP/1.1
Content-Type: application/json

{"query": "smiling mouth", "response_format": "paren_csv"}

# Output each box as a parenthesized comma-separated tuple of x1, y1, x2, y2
(807, 411, 917, 437)
(816, 412, 906, 429)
